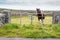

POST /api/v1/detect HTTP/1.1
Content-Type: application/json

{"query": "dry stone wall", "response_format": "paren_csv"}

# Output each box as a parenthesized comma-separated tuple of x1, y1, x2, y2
(52, 11, 60, 24)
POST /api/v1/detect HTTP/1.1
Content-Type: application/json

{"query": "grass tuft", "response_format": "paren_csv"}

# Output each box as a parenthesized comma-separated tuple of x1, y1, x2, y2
(0, 23, 60, 38)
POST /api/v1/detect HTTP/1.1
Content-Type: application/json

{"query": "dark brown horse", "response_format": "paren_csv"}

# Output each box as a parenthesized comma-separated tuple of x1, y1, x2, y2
(36, 8, 45, 24)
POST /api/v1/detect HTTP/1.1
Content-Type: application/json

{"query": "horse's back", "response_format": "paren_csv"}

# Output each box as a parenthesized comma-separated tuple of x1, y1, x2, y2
(37, 14, 45, 19)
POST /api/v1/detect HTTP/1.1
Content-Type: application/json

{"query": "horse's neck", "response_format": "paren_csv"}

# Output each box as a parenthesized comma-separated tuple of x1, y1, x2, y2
(37, 10, 41, 13)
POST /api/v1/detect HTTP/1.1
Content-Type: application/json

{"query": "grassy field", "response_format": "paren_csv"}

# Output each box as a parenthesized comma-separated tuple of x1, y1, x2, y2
(11, 16, 52, 25)
(0, 23, 60, 38)
(0, 16, 60, 38)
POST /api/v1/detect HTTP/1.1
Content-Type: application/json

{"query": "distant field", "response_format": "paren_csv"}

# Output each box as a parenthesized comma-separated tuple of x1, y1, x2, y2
(11, 16, 52, 25)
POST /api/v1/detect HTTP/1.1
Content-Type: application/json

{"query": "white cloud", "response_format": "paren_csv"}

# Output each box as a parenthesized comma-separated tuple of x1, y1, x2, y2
(4, 0, 60, 6)
(0, 0, 6, 2)
(5, 0, 57, 2)
(0, 0, 60, 10)
(0, 4, 60, 11)
(6, 0, 31, 2)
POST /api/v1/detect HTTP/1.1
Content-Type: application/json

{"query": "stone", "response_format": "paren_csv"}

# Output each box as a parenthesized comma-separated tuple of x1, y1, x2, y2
(52, 11, 60, 24)
(2, 10, 11, 23)
(0, 13, 5, 26)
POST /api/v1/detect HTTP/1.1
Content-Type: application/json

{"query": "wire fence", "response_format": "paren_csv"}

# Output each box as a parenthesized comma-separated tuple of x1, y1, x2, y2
(0, 10, 53, 26)
(10, 12, 52, 25)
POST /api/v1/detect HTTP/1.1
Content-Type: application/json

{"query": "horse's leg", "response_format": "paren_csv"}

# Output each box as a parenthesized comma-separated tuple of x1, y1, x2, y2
(41, 19, 44, 32)
(41, 19, 44, 25)
(38, 19, 40, 24)
(38, 17, 40, 24)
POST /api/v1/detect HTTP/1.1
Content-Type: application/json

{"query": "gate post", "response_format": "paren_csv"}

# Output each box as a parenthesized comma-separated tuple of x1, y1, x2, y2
(0, 14, 5, 25)
(20, 12, 22, 25)
(30, 15, 33, 24)
(52, 11, 60, 24)
(2, 10, 11, 23)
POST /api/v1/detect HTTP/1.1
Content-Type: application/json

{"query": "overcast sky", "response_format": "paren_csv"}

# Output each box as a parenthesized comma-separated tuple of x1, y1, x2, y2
(0, 0, 60, 10)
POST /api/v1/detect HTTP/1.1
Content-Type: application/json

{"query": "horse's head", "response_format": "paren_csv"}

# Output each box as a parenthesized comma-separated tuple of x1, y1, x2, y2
(36, 8, 41, 13)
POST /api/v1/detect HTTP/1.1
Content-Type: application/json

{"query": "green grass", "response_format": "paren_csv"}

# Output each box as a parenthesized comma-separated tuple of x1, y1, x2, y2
(0, 23, 60, 38)
(0, 16, 59, 38)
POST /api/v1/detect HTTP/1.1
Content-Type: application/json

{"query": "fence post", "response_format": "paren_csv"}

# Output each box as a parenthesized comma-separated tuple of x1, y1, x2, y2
(30, 15, 33, 24)
(0, 14, 5, 26)
(2, 10, 11, 23)
(20, 12, 22, 25)
(52, 11, 60, 24)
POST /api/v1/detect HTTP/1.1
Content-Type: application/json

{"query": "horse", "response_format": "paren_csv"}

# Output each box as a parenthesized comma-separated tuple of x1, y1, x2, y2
(36, 8, 45, 24)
